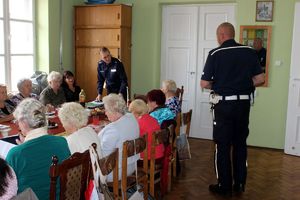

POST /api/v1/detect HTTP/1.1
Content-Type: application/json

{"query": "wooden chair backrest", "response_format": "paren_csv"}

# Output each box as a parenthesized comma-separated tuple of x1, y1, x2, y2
(175, 112, 181, 137)
(122, 135, 148, 200)
(92, 143, 119, 200)
(182, 109, 192, 137)
(49, 149, 91, 200)
(149, 128, 169, 196)
(175, 85, 184, 107)
(133, 93, 147, 103)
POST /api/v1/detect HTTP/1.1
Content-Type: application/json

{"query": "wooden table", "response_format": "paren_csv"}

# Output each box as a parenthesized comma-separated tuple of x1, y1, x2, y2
(0, 112, 108, 139)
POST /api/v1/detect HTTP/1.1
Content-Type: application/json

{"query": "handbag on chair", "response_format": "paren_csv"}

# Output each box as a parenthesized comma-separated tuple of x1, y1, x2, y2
(89, 146, 114, 200)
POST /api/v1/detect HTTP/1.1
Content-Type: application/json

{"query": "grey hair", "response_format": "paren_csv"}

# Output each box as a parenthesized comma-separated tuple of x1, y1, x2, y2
(58, 102, 89, 129)
(103, 94, 126, 115)
(13, 98, 47, 129)
(17, 78, 32, 91)
(47, 71, 62, 83)
(162, 80, 177, 93)
(128, 99, 149, 117)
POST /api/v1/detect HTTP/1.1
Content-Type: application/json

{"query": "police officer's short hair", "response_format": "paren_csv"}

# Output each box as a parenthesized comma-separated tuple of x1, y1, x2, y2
(218, 22, 235, 38)
(100, 47, 110, 54)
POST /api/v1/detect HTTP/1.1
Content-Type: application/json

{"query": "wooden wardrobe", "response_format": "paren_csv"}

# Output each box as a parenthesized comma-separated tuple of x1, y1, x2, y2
(74, 4, 132, 101)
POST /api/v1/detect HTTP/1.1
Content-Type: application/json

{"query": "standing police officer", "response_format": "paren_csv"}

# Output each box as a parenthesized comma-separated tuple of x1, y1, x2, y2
(200, 22, 265, 196)
(96, 47, 128, 101)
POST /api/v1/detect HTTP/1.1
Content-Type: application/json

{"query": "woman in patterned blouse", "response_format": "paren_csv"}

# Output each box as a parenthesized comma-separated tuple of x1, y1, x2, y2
(10, 78, 38, 105)
(161, 80, 181, 115)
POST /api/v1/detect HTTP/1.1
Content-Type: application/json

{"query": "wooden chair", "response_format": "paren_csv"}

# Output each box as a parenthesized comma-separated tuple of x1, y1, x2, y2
(49, 149, 91, 200)
(182, 109, 193, 137)
(149, 128, 169, 198)
(167, 124, 175, 191)
(133, 93, 147, 103)
(122, 135, 148, 200)
(91, 143, 119, 200)
(175, 85, 184, 107)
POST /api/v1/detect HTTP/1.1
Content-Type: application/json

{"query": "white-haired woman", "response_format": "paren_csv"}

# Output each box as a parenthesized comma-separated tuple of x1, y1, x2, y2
(161, 80, 181, 115)
(58, 102, 101, 154)
(0, 84, 15, 123)
(98, 94, 139, 181)
(39, 71, 66, 108)
(128, 99, 164, 159)
(6, 98, 70, 199)
(10, 78, 38, 105)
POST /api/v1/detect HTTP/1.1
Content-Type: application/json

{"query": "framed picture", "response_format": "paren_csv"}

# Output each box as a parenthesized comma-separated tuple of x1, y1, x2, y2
(256, 1, 274, 22)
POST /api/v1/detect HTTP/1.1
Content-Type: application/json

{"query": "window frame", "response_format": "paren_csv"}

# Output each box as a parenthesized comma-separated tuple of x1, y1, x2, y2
(0, 0, 36, 92)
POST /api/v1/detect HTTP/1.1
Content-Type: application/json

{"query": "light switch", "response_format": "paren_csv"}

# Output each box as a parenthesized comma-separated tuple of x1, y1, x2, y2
(275, 60, 282, 66)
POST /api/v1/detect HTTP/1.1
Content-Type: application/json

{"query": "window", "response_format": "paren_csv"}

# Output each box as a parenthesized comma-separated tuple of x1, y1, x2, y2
(0, 0, 34, 92)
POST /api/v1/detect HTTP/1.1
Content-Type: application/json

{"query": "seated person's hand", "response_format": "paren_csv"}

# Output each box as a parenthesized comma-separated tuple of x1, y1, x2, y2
(16, 132, 26, 145)
(46, 104, 55, 113)
(96, 94, 102, 102)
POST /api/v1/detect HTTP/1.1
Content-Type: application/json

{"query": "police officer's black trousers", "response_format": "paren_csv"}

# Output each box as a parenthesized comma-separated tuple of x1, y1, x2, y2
(212, 100, 250, 190)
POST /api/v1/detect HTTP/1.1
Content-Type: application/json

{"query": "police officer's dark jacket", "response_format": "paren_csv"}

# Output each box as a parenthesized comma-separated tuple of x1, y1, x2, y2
(97, 57, 128, 95)
(201, 39, 262, 96)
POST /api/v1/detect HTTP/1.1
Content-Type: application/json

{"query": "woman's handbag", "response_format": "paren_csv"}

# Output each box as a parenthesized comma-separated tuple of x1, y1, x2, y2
(89, 146, 114, 200)
(176, 133, 191, 161)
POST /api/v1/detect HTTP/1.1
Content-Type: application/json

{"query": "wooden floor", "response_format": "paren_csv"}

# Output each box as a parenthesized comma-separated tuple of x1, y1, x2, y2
(165, 138, 300, 200)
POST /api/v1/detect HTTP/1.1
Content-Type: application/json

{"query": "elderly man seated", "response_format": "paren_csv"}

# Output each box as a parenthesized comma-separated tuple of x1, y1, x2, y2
(0, 84, 15, 123)
(6, 98, 70, 199)
(10, 78, 38, 105)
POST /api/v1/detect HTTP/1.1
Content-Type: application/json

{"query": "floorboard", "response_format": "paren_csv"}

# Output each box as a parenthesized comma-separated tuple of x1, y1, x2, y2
(165, 138, 300, 200)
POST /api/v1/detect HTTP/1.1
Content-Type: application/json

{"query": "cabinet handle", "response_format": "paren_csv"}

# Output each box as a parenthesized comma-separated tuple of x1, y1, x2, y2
(117, 34, 120, 41)
(117, 13, 120, 20)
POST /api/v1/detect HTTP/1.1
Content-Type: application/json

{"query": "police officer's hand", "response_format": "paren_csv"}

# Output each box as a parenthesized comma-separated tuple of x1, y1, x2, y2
(96, 94, 102, 101)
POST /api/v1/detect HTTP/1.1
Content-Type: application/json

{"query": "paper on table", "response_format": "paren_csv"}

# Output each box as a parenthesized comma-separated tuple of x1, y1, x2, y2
(0, 140, 16, 159)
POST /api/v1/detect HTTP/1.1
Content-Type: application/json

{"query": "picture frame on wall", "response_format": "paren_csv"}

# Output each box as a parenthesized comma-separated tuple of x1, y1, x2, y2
(256, 1, 274, 22)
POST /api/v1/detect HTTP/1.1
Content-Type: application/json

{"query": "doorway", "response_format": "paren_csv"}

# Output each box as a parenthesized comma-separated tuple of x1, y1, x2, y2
(285, 2, 300, 156)
(161, 4, 236, 139)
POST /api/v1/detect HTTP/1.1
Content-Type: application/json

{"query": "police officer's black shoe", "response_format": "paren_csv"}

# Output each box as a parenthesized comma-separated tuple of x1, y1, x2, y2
(209, 184, 232, 197)
(233, 184, 245, 194)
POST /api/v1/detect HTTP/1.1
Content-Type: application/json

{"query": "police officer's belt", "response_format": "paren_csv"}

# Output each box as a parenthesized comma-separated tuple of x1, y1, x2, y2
(209, 93, 250, 104)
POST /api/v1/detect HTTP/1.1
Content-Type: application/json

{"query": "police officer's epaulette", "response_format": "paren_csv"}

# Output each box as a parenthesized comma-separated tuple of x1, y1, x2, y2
(99, 60, 104, 64)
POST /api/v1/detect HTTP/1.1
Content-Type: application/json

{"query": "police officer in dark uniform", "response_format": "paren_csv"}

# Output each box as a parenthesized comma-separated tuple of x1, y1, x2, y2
(96, 47, 128, 101)
(200, 22, 265, 196)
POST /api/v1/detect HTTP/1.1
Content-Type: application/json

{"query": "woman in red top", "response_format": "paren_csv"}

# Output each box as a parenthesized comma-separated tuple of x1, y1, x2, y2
(129, 99, 164, 159)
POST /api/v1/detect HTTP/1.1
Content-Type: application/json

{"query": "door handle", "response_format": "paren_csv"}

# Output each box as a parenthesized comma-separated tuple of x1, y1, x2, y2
(190, 72, 196, 75)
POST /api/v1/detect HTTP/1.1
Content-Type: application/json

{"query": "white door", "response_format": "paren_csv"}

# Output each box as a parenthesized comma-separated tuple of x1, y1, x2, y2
(285, 2, 300, 156)
(161, 5, 198, 113)
(161, 4, 236, 139)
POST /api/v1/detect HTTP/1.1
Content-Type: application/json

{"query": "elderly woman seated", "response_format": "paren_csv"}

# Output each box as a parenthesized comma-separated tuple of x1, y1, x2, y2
(10, 78, 38, 105)
(6, 98, 70, 199)
(98, 94, 139, 181)
(146, 89, 176, 126)
(0, 84, 15, 123)
(161, 80, 181, 115)
(39, 71, 66, 108)
(58, 102, 101, 154)
(129, 99, 164, 160)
